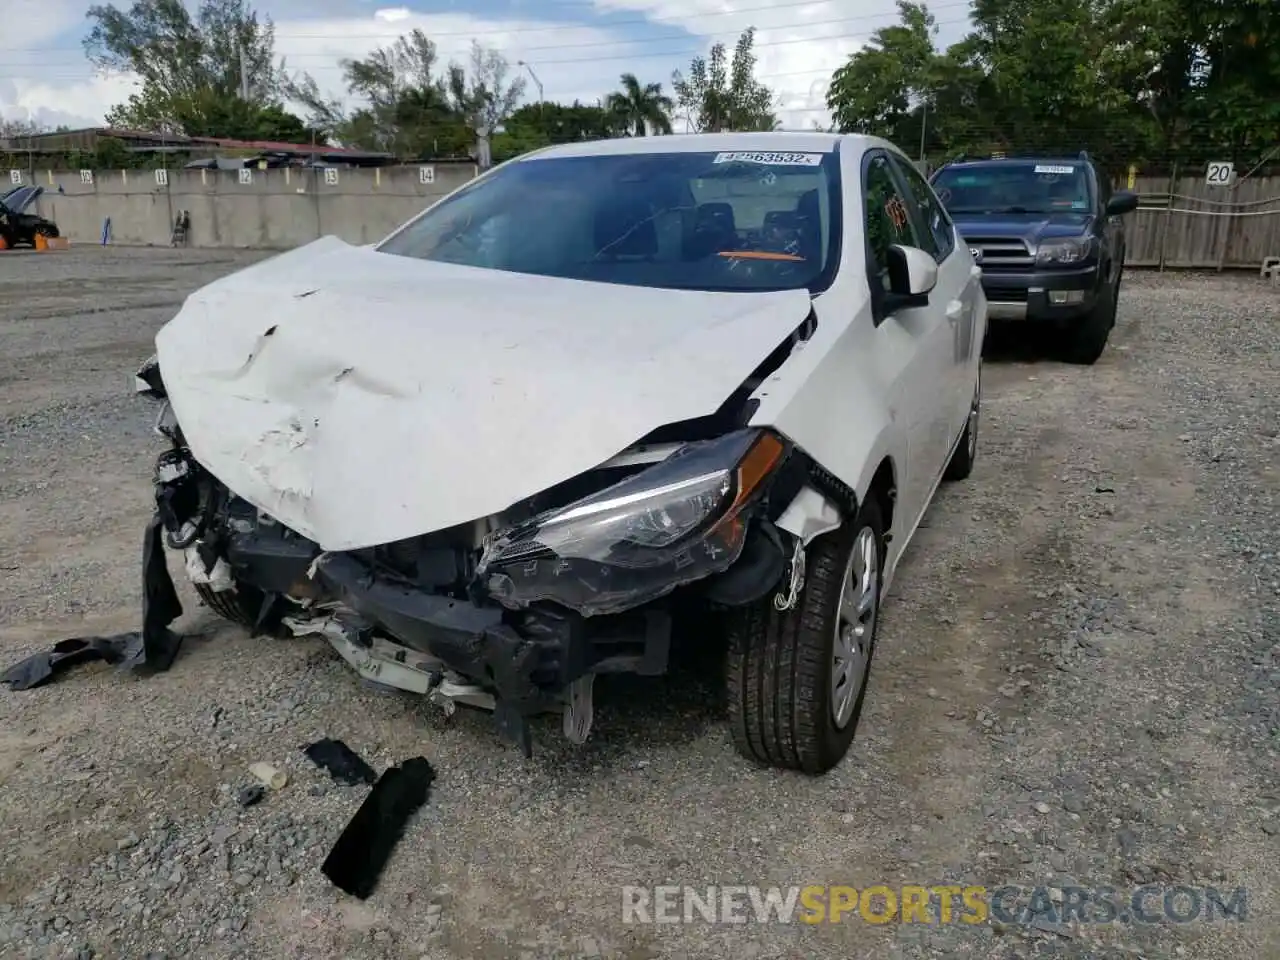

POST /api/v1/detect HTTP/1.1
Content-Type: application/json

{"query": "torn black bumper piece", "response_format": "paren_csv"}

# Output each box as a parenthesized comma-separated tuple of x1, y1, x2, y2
(2, 512, 186, 691)
(132, 509, 185, 672)
(304, 738, 377, 786)
(313, 551, 671, 754)
(1, 635, 137, 691)
(321, 756, 435, 900)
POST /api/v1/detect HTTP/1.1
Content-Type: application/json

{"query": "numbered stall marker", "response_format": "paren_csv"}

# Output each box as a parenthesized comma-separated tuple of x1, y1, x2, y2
(238, 168, 253, 185)
(324, 168, 339, 186)
(1205, 161, 1234, 186)
(418, 165, 435, 184)
(155, 168, 169, 186)
(80, 170, 94, 185)
(9, 170, 22, 185)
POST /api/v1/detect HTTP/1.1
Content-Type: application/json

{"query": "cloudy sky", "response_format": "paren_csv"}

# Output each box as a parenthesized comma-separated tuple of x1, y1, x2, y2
(1, 0, 975, 133)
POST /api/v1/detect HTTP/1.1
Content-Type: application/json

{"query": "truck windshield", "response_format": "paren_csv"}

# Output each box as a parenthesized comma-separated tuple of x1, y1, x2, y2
(932, 162, 1092, 215)
(377, 150, 842, 293)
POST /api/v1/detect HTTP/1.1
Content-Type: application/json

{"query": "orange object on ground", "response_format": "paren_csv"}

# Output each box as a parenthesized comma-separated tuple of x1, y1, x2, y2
(34, 233, 48, 251)
(0, 236, 8, 251)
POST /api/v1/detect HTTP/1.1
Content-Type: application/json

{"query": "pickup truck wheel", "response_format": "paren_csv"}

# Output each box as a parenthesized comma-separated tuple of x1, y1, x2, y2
(1059, 272, 1117, 365)
(726, 499, 884, 775)
(943, 364, 981, 482)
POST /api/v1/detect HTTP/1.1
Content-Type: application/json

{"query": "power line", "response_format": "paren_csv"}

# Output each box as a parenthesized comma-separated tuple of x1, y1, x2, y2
(3, 0, 975, 64)
(13, 0, 975, 54)
(0, 15, 976, 79)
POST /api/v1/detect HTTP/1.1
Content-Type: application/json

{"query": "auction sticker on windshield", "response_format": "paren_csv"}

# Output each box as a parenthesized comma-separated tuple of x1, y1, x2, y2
(713, 152, 823, 166)
(1034, 164, 1075, 175)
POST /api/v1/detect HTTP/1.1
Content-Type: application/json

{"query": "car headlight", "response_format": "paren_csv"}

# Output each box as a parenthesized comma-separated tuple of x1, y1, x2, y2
(477, 428, 788, 616)
(1035, 237, 1092, 265)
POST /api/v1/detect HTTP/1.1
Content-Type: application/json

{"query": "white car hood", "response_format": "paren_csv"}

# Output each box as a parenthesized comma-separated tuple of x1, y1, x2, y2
(155, 236, 814, 551)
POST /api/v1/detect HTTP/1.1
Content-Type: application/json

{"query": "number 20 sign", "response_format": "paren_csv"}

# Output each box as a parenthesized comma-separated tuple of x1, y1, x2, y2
(1205, 161, 1234, 186)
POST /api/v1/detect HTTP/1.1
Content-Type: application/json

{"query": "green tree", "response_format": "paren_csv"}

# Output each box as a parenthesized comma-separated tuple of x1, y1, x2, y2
(673, 29, 779, 132)
(605, 73, 674, 135)
(827, 1, 939, 142)
(286, 33, 524, 157)
(495, 100, 622, 158)
(84, 0, 301, 136)
(825, 0, 1277, 170)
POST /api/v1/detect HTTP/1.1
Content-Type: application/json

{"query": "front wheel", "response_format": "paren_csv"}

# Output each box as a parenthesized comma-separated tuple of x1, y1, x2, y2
(726, 498, 885, 775)
(1058, 273, 1117, 365)
(195, 580, 266, 627)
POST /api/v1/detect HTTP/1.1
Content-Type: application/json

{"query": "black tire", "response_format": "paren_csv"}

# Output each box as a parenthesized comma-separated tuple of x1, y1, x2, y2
(944, 362, 981, 482)
(195, 580, 264, 626)
(726, 498, 886, 775)
(35, 222, 58, 239)
(1059, 271, 1118, 365)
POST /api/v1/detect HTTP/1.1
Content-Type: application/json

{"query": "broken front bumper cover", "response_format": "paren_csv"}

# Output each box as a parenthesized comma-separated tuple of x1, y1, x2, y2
(145, 413, 798, 753)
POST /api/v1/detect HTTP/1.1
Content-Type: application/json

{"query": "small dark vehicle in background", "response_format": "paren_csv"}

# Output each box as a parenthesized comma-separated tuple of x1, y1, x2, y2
(930, 153, 1139, 364)
(0, 186, 61, 249)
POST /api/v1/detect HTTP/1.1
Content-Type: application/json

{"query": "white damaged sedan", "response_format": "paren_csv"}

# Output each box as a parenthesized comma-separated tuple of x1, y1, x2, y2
(134, 132, 986, 774)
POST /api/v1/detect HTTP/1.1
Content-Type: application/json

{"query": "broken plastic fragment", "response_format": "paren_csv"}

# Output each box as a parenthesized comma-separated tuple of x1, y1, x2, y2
(237, 783, 266, 808)
(320, 757, 435, 900)
(184, 546, 234, 591)
(1, 635, 135, 691)
(3, 514, 186, 689)
(249, 762, 288, 790)
(303, 738, 377, 786)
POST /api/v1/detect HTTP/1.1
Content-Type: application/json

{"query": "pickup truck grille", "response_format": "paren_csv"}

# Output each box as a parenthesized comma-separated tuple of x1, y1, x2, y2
(984, 285, 1029, 303)
(965, 236, 1035, 272)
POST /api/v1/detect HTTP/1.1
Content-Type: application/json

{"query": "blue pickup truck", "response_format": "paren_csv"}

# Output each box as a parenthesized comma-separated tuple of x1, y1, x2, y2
(930, 153, 1139, 364)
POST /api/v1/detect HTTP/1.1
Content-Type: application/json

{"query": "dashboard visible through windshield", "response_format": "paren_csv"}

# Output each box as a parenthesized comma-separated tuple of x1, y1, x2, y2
(377, 150, 842, 293)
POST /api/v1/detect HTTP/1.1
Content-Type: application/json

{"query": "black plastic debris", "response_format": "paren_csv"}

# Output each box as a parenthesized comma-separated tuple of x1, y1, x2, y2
(237, 783, 266, 808)
(1, 635, 136, 691)
(304, 738, 377, 786)
(123, 510, 185, 673)
(321, 757, 435, 900)
(2, 511, 188, 693)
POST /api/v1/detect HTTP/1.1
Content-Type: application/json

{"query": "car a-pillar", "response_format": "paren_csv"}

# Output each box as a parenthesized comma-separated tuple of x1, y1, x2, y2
(726, 457, 896, 775)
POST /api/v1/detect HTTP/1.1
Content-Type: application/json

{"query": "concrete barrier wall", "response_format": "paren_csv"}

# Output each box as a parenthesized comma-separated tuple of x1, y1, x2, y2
(24, 163, 478, 249)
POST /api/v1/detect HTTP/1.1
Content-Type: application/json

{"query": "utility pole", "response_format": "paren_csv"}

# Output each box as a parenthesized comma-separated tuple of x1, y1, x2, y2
(237, 40, 250, 100)
(517, 61, 543, 102)
(918, 98, 928, 162)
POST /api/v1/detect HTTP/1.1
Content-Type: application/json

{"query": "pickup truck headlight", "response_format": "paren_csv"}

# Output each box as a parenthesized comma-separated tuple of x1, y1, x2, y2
(1035, 237, 1093, 265)
(477, 428, 787, 616)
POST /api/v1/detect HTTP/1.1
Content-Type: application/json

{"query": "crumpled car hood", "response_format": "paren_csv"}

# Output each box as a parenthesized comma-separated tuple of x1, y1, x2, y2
(155, 236, 815, 551)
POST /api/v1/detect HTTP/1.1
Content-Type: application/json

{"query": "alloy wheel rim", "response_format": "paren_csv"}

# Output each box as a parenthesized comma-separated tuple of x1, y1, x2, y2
(831, 526, 879, 729)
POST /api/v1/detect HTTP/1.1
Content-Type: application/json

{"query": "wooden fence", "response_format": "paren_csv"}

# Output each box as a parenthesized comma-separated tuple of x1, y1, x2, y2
(1118, 173, 1280, 270)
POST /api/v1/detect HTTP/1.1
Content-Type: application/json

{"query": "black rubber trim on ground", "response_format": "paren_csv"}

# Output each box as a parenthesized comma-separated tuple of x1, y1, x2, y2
(321, 757, 435, 900)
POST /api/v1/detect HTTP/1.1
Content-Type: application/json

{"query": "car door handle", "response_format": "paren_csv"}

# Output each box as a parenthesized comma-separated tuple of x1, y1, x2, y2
(946, 301, 964, 324)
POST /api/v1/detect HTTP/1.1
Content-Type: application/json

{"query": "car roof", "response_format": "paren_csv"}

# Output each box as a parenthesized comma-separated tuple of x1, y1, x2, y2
(518, 132, 884, 161)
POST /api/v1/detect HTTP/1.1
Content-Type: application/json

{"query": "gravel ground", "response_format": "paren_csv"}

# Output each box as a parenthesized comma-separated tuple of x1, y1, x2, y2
(0, 246, 1277, 960)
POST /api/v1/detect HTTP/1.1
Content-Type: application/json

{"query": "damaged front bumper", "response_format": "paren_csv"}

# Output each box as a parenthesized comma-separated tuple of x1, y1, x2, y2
(143, 422, 813, 756)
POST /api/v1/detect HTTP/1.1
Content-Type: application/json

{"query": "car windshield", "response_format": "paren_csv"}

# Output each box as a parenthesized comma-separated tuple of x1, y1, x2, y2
(931, 162, 1092, 215)
(377, 150, 842, 293)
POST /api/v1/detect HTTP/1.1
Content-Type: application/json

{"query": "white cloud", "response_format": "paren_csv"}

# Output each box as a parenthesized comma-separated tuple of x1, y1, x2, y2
(0, 8, 640, 129)
(590, 0, 975, 128)
(0, 0, 974, 132)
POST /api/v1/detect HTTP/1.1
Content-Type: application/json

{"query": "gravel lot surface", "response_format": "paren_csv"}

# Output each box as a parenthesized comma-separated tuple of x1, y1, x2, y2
(1, 247, 1277, 960)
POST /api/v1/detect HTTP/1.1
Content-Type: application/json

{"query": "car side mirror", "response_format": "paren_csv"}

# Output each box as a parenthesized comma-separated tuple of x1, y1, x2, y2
(1106, 191, 1139, 216)
(885, 244, 937, 310)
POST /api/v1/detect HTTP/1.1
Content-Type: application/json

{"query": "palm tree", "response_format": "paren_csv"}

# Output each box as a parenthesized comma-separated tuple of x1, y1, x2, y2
(605, 73, 674, 136)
